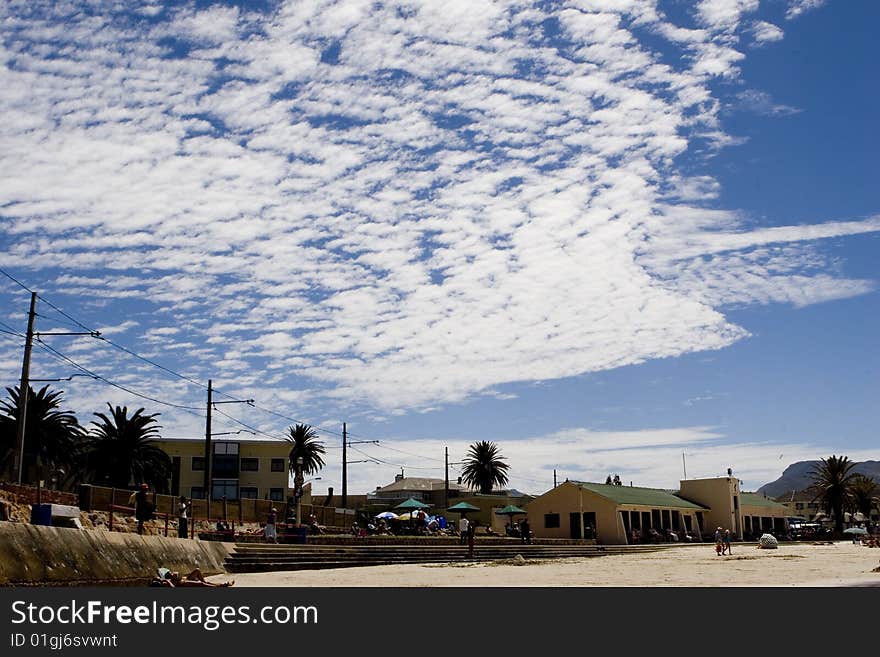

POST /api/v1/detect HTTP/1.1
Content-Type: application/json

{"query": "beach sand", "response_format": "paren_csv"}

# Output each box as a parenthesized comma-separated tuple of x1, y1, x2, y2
(211, 541, 880, 587)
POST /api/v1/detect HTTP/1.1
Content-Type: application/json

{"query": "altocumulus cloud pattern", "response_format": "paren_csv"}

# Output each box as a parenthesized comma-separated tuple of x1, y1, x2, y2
(1, 0, 877, 413)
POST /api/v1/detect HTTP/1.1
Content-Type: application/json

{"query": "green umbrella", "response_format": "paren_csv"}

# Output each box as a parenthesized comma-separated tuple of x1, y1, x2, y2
(394, 497, 431, 511)
(495, 504, 527, 531)
(447, 501, 480, 515)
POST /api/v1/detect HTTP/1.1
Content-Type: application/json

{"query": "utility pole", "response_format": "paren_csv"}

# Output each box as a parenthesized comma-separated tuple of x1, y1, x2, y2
(341, 433, 378, 507)
(203, 380, 213, 494)
(13, 292, 36, 484)
(341, 423, 347, 508)
(203, 381, 253, 501)
(553, 469, 557, 488)
(444, 447, 449, 510)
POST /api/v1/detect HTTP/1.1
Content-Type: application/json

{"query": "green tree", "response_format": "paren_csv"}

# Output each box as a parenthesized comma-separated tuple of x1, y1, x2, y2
(285, 423, 325, 477)
(0, 385, 85, 484)
(809, 455, 858, 534)
(86, 404, 171, 491)
(460, 440, 510, 494)
(849, 474, 877, 523)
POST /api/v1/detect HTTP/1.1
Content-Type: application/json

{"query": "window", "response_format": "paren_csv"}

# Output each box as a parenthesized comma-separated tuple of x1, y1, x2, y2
(240, 458, 259, 472)
(239, 487, 258, 499)
(212, 479, 238, 501)
(269, 488, 284, 502)
(212, 442, 239, 478)
(190, 486, 206, 500)
(271, 458, 285, 472)
(544, 513, 560, 528)
(192, 457, 205, 471)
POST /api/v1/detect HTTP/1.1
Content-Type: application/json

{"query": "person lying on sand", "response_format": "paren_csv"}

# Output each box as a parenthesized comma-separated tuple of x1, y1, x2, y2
(151, 567, 234, 587)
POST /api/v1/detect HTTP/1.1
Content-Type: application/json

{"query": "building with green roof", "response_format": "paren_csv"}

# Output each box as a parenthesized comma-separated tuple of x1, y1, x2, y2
(525, 477, 791, 544)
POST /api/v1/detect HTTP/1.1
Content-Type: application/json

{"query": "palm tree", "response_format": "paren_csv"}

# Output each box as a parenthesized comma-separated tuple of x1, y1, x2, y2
(460, 440, 510, 494)
(86, 404, 171, 491)
(809, 455, 858, 534)
(284, 424, 325, 477)
(0, 385, 85, 484)
(849, 474, 877, 523)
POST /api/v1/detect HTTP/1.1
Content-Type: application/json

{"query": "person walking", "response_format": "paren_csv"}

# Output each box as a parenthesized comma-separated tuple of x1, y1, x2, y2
(519, 517, 531, 544)
(264, 507, 278, 544)
(177, 496, 191, 539)
(459, 515, 470, 545)
(723, 529, 732, 555)
(714, 526, 723, 555)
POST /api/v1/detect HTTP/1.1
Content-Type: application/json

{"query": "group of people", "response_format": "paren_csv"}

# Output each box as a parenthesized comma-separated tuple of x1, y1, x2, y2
(714, 527, 733, 555)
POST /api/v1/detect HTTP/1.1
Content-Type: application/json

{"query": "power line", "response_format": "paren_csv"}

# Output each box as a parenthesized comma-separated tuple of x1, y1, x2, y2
(33, 339, 203, 412)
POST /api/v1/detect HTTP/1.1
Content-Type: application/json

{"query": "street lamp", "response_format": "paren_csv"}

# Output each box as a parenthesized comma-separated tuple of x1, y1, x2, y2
(294, 456, 304, 525)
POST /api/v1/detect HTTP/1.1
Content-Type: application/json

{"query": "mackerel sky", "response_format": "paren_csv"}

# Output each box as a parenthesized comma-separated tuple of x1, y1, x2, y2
(1, 0, 877, 497)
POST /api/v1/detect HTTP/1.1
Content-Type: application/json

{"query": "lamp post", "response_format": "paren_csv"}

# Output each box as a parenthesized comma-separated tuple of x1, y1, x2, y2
(294, 456, 304, 526)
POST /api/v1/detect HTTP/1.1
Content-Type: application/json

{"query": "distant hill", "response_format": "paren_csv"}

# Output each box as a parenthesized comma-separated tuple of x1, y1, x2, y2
(757, 460, 880, 500)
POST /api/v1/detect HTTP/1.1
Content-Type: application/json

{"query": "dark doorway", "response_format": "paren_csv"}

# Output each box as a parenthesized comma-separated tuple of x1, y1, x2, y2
(569, 512, 582, 539)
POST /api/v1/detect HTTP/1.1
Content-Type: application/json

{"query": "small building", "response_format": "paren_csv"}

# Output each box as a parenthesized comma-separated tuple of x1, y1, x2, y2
(153, 438, 291, 503)
(739, 492, 792, 538)
(367, 475, 466, 508)
(526, 480, 708, 544)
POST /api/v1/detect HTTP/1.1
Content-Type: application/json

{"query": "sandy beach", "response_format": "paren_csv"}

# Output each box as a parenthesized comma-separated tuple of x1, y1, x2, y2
(211, 542, 880, 587)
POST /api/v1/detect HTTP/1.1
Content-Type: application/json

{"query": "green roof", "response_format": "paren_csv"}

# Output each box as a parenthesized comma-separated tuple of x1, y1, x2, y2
(740, 492, 788, 510)
(573, 481, 707, 510)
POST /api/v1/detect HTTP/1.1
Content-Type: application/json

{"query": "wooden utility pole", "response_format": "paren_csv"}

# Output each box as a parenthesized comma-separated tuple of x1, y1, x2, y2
(13, 292, 37, 484)
(203, 379, 213, 495)
(444, 446, 449, 510)
(341, 422, 347, 508)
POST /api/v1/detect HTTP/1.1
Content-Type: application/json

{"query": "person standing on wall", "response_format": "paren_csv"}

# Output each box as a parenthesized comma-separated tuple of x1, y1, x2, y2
(177, 496, 191, 539)
(134, 483, 154, 536)
(459, 515, 470, 545)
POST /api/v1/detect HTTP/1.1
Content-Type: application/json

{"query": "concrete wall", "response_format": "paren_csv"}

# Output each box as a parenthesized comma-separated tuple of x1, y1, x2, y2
(0, 522, 233, 586)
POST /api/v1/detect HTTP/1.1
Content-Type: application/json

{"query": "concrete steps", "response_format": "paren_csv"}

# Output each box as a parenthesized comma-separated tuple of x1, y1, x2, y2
(224, 541, 677, 573)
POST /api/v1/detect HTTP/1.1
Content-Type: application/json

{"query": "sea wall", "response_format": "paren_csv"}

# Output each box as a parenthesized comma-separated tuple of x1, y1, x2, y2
(0, 522, 233, 586)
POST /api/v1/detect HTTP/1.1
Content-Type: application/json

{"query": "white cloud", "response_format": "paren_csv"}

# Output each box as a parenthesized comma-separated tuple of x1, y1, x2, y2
(0, 0, 876, 418)
(785, 0, 826, 20)
(750, 20, 784, 45)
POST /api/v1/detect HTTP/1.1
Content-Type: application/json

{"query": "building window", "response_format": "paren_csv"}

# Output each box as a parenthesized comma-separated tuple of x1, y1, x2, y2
(240, 487, 258, 499)
(271, 458, 285, 472)
(544, 513, 560, 528)
(240, 458, 259, 472)
(212, 479, 238, 501)
(190, 486, 205, 500)
(213, 442, 239, 455)
(192, 457, 205, 471)
(269, 488, 284, 502)
(212, 442, 240, 478)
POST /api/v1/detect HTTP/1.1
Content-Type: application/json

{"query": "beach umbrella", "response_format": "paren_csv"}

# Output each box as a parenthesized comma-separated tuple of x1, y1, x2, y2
(447, 502, 480, 516)
(394, 498, 431, 511)
(843, 527, 868, 535)
(495, 504, 527, 530)
(375, 511, 399, 520)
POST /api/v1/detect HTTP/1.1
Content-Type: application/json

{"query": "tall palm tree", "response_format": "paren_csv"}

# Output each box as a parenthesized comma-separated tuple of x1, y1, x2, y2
(285, 424, 325, 477)
(86, 404, 171, 491)
(460, 440, 510, 494)
(809, 455, 858, 534)
(849, 474, 877, 523)
(0, 385, 85, 484)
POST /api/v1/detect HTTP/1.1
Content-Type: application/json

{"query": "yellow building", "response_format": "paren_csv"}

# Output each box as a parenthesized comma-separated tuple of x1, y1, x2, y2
(153, 439, 291, 503)
(526, 480, 708, 545)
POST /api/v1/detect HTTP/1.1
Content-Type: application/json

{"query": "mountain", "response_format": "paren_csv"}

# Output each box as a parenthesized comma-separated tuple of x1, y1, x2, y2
(757, 460, 880, 500)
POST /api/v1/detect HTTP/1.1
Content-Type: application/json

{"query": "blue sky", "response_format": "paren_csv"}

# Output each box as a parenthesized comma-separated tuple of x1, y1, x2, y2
(1, 0, 877, 497)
